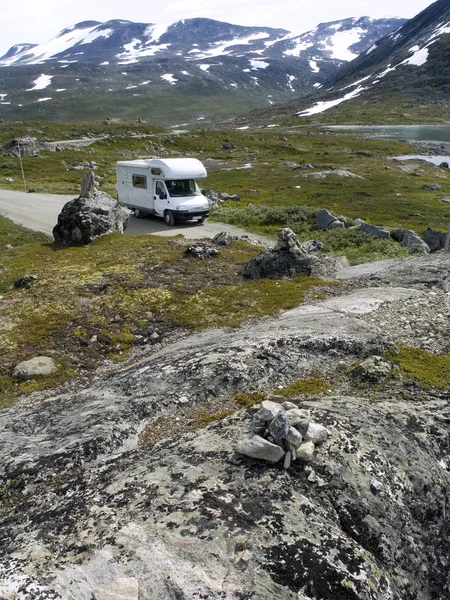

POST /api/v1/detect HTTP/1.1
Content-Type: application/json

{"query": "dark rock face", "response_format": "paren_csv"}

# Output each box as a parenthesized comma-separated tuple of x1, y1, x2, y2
(53, 189, 129, 246)
(243, 248, 314, 279)
(423, 227, 448, 251)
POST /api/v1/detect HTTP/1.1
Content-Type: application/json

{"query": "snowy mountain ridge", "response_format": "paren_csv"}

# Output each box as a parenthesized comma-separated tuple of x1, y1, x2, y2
(0, 17, 405, 67)
(0, 16, 406, 125)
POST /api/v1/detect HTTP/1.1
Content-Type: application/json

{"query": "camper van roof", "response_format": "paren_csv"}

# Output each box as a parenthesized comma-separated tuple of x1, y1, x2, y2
(116, 158, 207, 179)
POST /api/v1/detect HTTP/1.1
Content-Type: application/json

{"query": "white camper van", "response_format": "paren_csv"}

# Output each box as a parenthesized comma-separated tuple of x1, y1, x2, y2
(116, 158, 210, 226)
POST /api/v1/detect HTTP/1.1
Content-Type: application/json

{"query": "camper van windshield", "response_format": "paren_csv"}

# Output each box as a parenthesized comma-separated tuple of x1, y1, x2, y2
(166, 179, 199, 197)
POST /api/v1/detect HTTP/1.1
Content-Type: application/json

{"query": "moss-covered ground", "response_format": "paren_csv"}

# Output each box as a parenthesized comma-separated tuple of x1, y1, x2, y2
(1, 118, 449, 406)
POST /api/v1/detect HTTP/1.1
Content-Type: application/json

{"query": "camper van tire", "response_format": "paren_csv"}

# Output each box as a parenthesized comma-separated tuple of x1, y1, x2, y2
(164, 211, 175, 226)
(134, 208, 145, 219)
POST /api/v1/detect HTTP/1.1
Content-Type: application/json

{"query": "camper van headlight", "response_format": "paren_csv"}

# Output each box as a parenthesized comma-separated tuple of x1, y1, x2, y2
(176, 205, 188, 211)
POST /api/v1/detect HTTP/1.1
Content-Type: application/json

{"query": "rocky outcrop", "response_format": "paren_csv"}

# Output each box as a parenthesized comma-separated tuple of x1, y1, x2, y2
(243, 228, 319, 279)
(53, 172, 129, 246)
(0, 252, 449, 600)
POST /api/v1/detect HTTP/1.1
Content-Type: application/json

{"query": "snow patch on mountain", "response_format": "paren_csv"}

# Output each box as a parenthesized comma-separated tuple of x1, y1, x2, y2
(2, 25, 113, 65)
(249, 59, 269, 69)
(402, 46, 428, 66)
(161, 74, 178, 85)
(328, 29, 364, 60)
(297, 85, 368, 116)
(26, 74, 53, 91)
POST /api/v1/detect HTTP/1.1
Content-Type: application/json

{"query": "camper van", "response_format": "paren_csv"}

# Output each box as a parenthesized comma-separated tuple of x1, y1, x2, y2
(116, 158, 210, 226)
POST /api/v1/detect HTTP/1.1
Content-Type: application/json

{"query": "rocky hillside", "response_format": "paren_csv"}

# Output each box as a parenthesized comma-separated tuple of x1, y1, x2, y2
(0, 17, 405, 125)
(292, 0, 450, 120)
(0, 244, 449, 599)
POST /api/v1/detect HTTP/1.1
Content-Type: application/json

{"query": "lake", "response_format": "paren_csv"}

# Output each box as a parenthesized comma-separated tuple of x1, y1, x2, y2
(325, 124, 450, 143)
(326, 125, 450, 166)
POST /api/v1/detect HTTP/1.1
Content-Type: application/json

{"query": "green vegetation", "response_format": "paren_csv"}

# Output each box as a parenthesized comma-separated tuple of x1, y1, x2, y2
(386, 346, 450, 390)
(274, 377, 331, 396)
(0, 218, 334, 406)
(1, 118, 448, 406)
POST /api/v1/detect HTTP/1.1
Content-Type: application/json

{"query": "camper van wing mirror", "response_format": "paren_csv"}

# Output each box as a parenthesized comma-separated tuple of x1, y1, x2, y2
(159, 191, 167, 200)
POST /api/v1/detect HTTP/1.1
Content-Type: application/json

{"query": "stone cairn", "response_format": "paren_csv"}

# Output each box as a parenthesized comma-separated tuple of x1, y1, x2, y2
(236, 400, 328, 469)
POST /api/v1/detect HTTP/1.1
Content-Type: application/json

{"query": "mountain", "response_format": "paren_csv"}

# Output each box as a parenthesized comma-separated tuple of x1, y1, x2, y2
(0, 17, 405, 126)
(288, 0, 450, 121)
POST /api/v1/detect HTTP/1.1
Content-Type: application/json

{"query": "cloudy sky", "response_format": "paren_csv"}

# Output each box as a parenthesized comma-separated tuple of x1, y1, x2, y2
(0, 0, 437, 57)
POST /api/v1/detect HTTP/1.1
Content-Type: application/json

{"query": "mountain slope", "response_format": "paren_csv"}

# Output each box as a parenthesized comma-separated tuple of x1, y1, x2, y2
(0, 17, 405, 126)
(291, 0, 450, 121)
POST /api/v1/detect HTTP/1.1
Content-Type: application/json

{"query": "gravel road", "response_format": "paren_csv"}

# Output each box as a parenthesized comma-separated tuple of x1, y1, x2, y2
(0, 188, 273, 245)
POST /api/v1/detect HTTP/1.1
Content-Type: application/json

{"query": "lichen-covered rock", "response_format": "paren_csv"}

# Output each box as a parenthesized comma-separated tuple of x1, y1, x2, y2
(53, 179, 129, 246)
(236, 434, 285, 463)
(243, 248, 314, 279)
(0, 258, 449, 600)
(12, 356, 58, 380)
(401, 229, 430, 254)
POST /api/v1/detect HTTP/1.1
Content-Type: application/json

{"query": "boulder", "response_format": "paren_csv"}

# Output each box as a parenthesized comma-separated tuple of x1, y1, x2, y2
(3, 136, 44, 157)
(401, 230, 430, 254)
(12, 356, 58, 381)
(243, 248, 314, 279)
(350, 355, 395, 383)
(184, 243, 219, 259)
(212, 232, 237, 246)
(235, 435, 285, 463)
(12, 274, 38, 289)
(423, 227, 447, 252)
(316, 208, 339, 230)
(53, 173, 129, 246)
(360, 223, 391, 239)
(422, 183, 441, 191)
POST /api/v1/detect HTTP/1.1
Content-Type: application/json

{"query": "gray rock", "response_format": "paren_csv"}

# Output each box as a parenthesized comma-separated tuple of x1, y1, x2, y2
(350, 355, 395, 383)
(53, 185, 129, 246)
(12, 274, 38, 289)
(370, 478, 384, 494)
(285, 426, 303, 447)
(401, 230, 430, 254)
(236, 435, 285, 463)
(422, 183, 441, 191)
(283, 451, 292, 469)
(268, 410, 290, 441)
(304, 423, 328, 445)
(316, 208, 339, 230)
(93, 578, 139, 600)
(390, 225, 405, 243)
(12, 356, 58, 381)
(327, 219, 345, 229)
(360, 223, 391, 239)
(299, 240, 324, 254)
(296, 440, 315, 462)
(243, 248, 314, 280)
(259, 400, 283, 420)
(184, 243, 219, 259)
(212, 231, 237, 246)
(423, 227, 447, 252)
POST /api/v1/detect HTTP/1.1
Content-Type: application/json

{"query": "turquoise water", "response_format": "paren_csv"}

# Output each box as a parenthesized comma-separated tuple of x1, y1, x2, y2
(326, 125, 450, 143)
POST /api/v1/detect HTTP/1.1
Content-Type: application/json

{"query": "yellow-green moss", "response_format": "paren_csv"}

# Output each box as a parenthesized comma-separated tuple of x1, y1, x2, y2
(234, 392, 267, 407)
(385, 346, 450, 390)
(275, 377, 330, 397)
(197, 410, 236, 427)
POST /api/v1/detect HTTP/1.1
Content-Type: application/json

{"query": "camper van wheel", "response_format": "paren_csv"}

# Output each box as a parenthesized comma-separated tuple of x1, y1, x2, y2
(134, 208, 144, 219)
(164, 211, 175, 226)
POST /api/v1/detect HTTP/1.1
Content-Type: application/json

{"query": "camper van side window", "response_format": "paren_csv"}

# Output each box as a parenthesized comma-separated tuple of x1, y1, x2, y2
(132, 175, 147, 189)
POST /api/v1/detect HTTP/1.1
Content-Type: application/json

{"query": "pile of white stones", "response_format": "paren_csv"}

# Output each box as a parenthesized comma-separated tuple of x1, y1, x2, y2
(236, 400, 328, 469)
